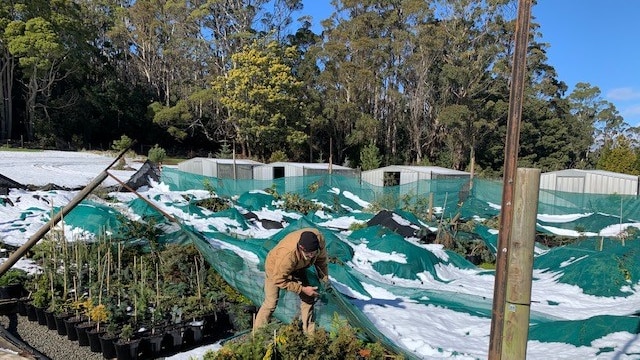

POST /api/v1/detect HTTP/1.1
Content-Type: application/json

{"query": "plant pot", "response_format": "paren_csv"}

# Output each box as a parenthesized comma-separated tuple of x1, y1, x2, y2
(114, 338, 140, 360)
(0, 284, 24, 299)
(63, 316, 84, 341)
(0, 299, 18, 315)
(75, 321, 96, 346)
(140, 332, 163, 358)
(44, 309, 57, 330)
(54, 312, 72, 336)
(35, 306, 48, 325)
(17, 298, 29, 316)
(182, 321, 204, 345)
(161, 325, 183, 351)
(87, 328, 106, 353)
(25, 303, 38, 322)
(99, 333, 118, 359)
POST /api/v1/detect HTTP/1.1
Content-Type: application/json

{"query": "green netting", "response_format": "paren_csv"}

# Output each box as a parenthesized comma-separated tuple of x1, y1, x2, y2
(529, 315, 640, 347)
(348, 226, 475, 282)
(53, 201, 122, 235)
(534, 237, 640, 297)
(30, 168, 640, 359)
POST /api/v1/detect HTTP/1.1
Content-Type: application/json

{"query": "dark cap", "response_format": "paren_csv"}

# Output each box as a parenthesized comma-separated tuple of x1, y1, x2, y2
(298, 231, 319, 252)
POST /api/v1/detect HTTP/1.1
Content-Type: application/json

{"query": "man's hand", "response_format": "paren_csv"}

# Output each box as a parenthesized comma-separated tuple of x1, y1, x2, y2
(301, 286, 319, 297)
(322, 280, 333, 293)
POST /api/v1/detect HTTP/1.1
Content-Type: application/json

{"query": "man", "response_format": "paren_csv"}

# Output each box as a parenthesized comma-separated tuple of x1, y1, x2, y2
(253, 228, 330, 334)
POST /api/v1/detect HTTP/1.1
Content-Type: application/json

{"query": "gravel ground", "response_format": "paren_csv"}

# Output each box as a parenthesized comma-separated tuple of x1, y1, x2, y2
(0, 313, 104, 360)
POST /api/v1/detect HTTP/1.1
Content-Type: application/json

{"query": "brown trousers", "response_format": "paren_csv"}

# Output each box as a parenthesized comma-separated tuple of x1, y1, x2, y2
(253, 272, 316, 334)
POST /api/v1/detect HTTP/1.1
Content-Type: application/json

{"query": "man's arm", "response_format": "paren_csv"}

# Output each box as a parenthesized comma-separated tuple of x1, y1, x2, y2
(271, 252, 303, 294)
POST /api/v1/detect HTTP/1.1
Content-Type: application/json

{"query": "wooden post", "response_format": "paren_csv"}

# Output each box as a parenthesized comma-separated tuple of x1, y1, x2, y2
(428, 192, 434, 220)
(501, 168, 540, 359)
(488, 0, 532, 358)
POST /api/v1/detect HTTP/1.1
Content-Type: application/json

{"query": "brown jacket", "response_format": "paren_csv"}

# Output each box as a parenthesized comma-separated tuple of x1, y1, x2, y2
(265, 228, 329, 294)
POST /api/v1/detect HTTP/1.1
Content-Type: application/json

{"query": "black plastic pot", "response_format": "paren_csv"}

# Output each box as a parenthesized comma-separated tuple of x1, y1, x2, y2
(99, 333, 118, 359)
(182, 321, 204, 345)
(140, 332, 163, 358)
(35, 306, 47, 325)
(25, 303, 38, 322)
(17, 298, 29, 316)
(161, 325, 183, 351)
(44, 309, 57, 330)
(75, 321, 95, 346)
(0, 284, 24, 299)
(114, 338, 140, 360)
(54, 313, 72, 336)
(63, 316, 83, 341)
(87, 328, 105, 353)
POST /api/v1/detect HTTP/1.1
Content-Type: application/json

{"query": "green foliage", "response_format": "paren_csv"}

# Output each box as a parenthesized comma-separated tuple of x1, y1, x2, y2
(195, 180, 232, 212)
(0, 268, 28, 286)
(114, 215, 162, 247)
(120, 324, 133, 342)
(348, 222, 368, 231)
(207, 318, 398, 360)
(281, 193, 321, 214)
(596, 136, 639, 175)
(215, 141, 233, 159)
(269, 150, 288, 163)
(148, 144, 166, 163)
(212, 40, 307, 161)
(359, 142, 381, 171)
(111, 135, 134, 153)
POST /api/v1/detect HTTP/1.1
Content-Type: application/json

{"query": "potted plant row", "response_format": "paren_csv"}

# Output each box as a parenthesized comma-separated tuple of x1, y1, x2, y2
(18, 215, 252, 359)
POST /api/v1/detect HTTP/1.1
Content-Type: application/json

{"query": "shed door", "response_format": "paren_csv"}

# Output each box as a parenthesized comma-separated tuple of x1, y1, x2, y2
(273, 166, 285, 179)
(383, 171, 400, 186)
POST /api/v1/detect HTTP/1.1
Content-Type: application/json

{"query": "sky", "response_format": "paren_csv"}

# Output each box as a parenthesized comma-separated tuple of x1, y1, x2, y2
(2, 150, 640, 359)
(296, 0, 640, 127)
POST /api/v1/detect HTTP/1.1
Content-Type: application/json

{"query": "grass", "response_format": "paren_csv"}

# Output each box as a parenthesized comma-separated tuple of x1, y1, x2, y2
(161, 157, 185, 166)
(0, 146, 42, 152)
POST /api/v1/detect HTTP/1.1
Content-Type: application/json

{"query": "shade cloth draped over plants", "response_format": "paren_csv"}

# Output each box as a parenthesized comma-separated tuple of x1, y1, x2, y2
(5, 168, 640, 359)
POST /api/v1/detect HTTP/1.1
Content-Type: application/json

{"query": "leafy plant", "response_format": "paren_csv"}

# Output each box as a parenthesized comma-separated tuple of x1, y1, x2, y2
(120, 324, 134, 342)
(89, 303, 109, 331)
(0, 268, 28, 286)
(269, 149, 288, 162)
(147, 144, 166, 163)
(206, 318, 398, 360)
(281, 193, 321, 214)
(111, 135, 134, 153)
(360, 142, 381, 171)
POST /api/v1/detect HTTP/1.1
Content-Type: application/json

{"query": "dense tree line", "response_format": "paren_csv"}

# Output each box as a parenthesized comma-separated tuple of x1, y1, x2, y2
(1, 0, 639, 176)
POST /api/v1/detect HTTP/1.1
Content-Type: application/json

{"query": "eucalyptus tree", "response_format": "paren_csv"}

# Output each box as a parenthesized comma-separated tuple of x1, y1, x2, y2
(567, 82, 625, 167)
(4, 0, 86, 142)
(107, 0, 210, 106)
(0, 1, 16, 141)
(402, 12, 444, 165)
(430, 0, 516, 171)
(318, 0, 432, 165)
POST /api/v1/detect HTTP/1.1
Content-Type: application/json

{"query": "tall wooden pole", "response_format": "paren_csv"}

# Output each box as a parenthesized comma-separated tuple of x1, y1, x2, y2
(488, 0, 532, 359)
(501, 168, 540, 358)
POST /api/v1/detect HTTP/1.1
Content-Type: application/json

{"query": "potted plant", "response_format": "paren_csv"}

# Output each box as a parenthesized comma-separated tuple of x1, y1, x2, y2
(30, 279, 50, 326)
(114, 323, 141, 360)
(99, 322, 120, 359)
(64, 298, 86, 341)
(87, 303, 109, 352)
(75, 299, 97, 346)
(0, 268, 27, 300)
